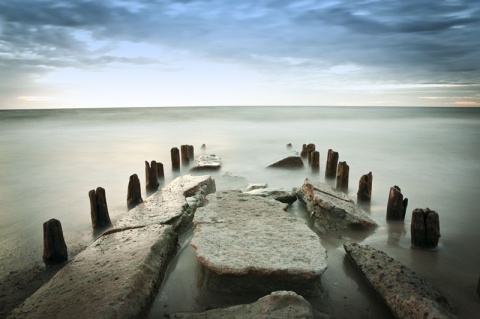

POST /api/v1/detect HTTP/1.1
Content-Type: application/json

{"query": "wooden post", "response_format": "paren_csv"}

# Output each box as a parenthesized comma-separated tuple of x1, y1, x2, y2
(201, 144, 206, 150)
(386, 185, 408, 220)
(306, 144, 315, 165)
(181, 145, 190, 165)
(145, 160, 159, 192)
(336, 161, 349, 192)
(171, 147, 180, 171)
(188, 145, 194, 161)
(311, 151, 320, 171)
(89, 187, 112, 228)
(477, 274, 480, 297)
(286, 143, 292, 149)
(156, 162, 165, 180)
(325, 149, 339, 178)
(411, 208, 440, 248)
(300, 144, 307, 158)
(357, 172, 373, 202)
(43, 219, 68, 263)
(127, 174, 143, 210)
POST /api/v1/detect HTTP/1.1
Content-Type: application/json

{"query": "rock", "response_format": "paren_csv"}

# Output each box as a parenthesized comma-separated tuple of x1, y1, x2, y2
(286, 143, 292, 149)
(357, 172, 373, 202)
(267, 156, 304, 168)
(9, 225, 178, 319)
(386, 186, 408, 220)
(244, 187, 297, 205)
(190, 154, 222, 171)
(296, 178, 376, 232)
(170, 291, 330, 319)
(411, 208, 440, 248)
(191, 190, 327, 295)
(42, 219, 68, 263)
(115, 174, 216, 231)
(344, 242, 456, 319)
(245, 183, 269, 191)
(127, 174, 143, 210)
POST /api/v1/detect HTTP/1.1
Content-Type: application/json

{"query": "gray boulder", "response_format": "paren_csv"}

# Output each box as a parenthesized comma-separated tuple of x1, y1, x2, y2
(296, 178, 376, 232)
(192, 190, 327, 295)
(190, 154, 222, 171)
(244, 187, 297, 205)
(170, 291, 330, 319)
(344, 242, 456, 319)
(267, 156, 304, 168)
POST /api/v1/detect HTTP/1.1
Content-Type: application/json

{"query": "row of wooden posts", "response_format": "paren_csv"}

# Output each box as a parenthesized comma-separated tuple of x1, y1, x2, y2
(300, 142, 440, 249)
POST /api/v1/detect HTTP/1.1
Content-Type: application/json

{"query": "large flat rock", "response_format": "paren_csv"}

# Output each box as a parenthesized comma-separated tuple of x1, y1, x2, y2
(267, 156, 304, 168)
(191, 190, 327, 295)
(344, 242, 457, 319)
(297, 178, 376, 232)
(170, 291, 330, 319)
(115, 174, 216, 230)
(190, 154, 222, 171)
(8, 225, 177, 319)
(244, 187, 297, 204)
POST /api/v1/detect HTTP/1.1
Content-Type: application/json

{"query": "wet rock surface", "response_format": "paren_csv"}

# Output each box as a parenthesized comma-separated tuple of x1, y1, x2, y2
(190, 154, 222, 171)
(296, 178, 376, 232)
(191, 190, 327, 295)
(170, 291, 330, 319)
(244, 187, 297, 204)
(267, 156, 304, 168)
(344, 242, 457, 319)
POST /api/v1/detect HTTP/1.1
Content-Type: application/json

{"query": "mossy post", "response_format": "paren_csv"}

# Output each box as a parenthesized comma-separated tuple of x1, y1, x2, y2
(127, 174, 143, 210)
(145, 160, 159, 192)
(325, 149, 339, 178)
(357, 172, 373, 202)
(43, 218, 68, 263)
(386, 185, 408, 220)
(89, 187, 112, 228)
(336, 161, 349, 192)
(411, 208, 440, 248)
(171, 147, 180, 171)
(311, 151, 320, 171)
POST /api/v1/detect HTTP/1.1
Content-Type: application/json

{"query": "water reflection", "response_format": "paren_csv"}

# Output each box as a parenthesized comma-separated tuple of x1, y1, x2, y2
(386, 220, 407, 247)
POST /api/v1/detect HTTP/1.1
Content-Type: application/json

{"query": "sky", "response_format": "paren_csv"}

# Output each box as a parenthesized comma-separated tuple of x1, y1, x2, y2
(0, 0, 479, 109)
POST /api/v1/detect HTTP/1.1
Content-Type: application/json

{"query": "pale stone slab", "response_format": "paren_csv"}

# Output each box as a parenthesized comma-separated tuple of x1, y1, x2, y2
(115, 174, 216, 230)
(297, 178, 376, 232)
(190, 154, 222, 171)
(170, 291, 330, 319)
(8, 225, 177, 319)
(267, 156, 304, 168)
(244, 187, 297, 204)
(344, 242, 457, 319)
(245, 183, 268, 191)
(192, 190, 327, 295)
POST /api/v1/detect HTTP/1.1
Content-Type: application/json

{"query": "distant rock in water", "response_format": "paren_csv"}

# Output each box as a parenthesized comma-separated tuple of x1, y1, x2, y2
(267, 156, 304, 168)
(190, 154, 222, 171)
(245, 183, 269, 191)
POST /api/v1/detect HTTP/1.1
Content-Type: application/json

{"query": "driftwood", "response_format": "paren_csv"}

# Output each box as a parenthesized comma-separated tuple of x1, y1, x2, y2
(43, 219, 68, 263)
(386, 185, 408, 220)
(89, 187, 112, 228)
(411, 208, 440, 248)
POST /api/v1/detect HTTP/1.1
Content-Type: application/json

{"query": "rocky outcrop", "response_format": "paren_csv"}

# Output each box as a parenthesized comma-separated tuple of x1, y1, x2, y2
(267, 156, 304, 168)
(115, 174, 216, 231)
(296, 178, 376, 232)
(170, 291, 330, 319)
(190, 154, 222, 171)
(244, 187, 297, 205)
(344, 242, 457, 319)
(191, 190, 327, 295)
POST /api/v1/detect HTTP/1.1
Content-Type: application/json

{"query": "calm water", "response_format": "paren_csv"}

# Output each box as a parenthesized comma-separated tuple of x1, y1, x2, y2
(1, 106, 479, 318)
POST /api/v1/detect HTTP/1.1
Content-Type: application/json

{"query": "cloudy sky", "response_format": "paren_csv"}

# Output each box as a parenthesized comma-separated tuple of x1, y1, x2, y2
(1, 0, 479, 109)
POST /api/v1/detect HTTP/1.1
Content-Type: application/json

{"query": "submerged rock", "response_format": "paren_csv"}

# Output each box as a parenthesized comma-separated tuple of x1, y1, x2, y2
(192, 190, 327, 295)
(244, 187, 297, 205)
(245, 183, 269, 191)
(344, 242, 456, 319)
(296, 178, 376, 232)
(190, 154, 222, 171)
(267, 156, 304, 168)
(170, 291, 330, 319)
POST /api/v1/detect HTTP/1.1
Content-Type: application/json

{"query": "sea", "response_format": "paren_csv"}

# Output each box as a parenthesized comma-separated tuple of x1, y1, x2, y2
(0, 106, 479, 318)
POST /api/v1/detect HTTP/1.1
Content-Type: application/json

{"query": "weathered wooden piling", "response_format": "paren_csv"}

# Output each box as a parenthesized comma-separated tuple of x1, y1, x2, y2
(357, 172, 373, 202)
(181, 145, 190, 165)
(411, 208, 440, 248)
(306, 144, 315, 165)
(89, 187, 112, 228)
(188, 145, 194, 160)
(286, 143, 292, 149)
(156, 162, 165, 180)
(43, 218, 68, 263)
(127, 174, 143, 210)
(300, 144, 307, 158)
(336, 161, 349, 192)
(311, 151, 320, 171)
(145, 160, 160, 191)
(386, 186, 408, 220)
(201, 144, 206, 150)
(477, 275, 480, 297)
(171, 147, 180, 171)
(325, 149, 339, 178)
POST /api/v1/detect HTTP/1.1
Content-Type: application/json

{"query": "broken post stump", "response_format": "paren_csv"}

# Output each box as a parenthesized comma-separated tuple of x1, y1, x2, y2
(357, 172, 373, 202)
(43, 218, 68, 263)
(386, 185, 408, 220)
(171, 147, 180, 171)
(145, 160, 160, 192)
(311, 151, 320, 171)
(181, 145, 190, 165)
(127, 174, 143, 210)
(156, 162, 165, 180)
(336, 161, 349, 192)
(411, 208, 440, 248)
(89, 187, 112, 229)
(325, 149, 339, 178)
(201, 144, 206, 150)
(477, 275, 480, 297)
(188, 145, 194, 160)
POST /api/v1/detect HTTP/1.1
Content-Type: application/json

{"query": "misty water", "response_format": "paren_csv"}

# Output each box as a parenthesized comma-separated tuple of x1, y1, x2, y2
(1, 106, 479, 318)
